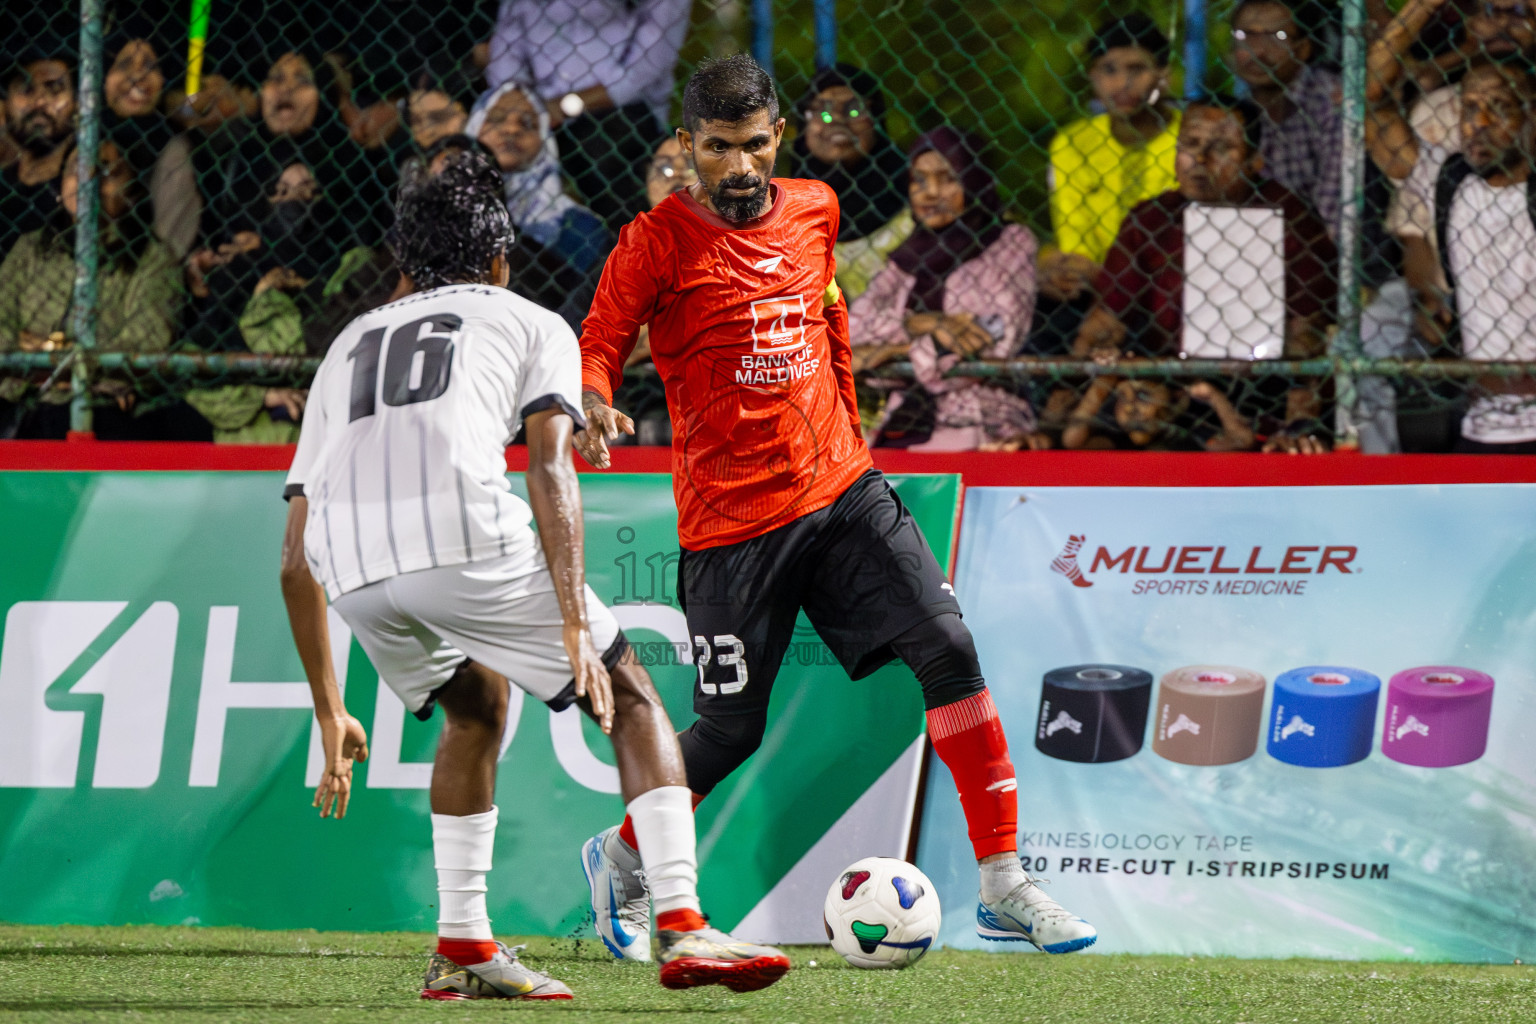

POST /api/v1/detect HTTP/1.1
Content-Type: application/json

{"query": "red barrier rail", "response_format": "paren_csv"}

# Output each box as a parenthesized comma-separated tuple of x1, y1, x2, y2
(0, 441, 1533, 485)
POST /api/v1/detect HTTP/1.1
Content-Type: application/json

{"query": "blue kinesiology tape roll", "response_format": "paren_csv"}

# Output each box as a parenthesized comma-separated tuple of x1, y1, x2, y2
(1266, 666, 1381, 768)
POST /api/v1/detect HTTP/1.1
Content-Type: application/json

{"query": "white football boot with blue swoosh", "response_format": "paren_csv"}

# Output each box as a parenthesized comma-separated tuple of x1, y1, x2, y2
(581, 826, 653, 961)
(977, 875, 1098, 953)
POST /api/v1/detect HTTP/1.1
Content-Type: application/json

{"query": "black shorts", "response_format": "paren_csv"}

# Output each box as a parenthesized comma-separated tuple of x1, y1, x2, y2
(678, 469, 961, 717)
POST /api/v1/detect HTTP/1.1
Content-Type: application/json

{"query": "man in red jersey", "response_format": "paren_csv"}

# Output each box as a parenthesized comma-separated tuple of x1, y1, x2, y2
(574, 54, 1097, 958)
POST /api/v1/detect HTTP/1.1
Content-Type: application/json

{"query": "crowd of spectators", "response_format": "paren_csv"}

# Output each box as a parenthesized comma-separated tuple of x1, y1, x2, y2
(0, 0, 1532, 453)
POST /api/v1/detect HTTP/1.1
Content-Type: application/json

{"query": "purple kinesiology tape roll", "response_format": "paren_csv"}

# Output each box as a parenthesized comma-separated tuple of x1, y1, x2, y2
(1380, 667, 1494, 768)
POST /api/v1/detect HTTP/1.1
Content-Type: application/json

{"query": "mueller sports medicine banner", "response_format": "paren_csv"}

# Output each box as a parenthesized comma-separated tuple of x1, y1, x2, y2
(917, 484, 1536, 962)
(0, 471, 958, 940)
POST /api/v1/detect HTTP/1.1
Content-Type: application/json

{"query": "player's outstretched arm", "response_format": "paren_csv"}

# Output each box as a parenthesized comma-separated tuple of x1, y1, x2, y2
(526, 407, 615, 731)
(280, 497, 369, 819)
(577, 218, 662, 466)
(573, 390, 635, 469)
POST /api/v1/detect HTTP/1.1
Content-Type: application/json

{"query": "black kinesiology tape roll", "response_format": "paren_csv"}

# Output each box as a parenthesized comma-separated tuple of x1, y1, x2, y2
(1034, 665, 1153, 764)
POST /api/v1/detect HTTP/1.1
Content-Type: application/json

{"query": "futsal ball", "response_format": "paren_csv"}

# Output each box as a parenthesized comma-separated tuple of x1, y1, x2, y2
(823, 857, 941, 969)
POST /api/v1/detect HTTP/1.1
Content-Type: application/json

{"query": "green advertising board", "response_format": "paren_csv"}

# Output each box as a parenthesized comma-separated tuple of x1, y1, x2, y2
(0, 471, 959, 938)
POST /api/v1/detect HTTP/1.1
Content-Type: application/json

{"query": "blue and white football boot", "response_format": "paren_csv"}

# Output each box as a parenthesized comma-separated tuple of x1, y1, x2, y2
(581, 826, 653, 961)
(977, 874, 1098, 953)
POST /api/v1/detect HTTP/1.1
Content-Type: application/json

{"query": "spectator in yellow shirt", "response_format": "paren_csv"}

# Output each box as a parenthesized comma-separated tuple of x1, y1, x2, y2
(1039, 13, 1180, 324)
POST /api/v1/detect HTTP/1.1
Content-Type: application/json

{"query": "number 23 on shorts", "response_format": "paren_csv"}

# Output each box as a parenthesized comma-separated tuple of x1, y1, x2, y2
(696, 634, 748, 695)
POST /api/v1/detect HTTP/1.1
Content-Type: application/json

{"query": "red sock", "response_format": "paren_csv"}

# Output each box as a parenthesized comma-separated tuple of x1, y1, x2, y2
(617, 792, 706, 852)
(436, 938, 499, 965)
(617, 813, 639, 850)
(926, 690, 1018, 860)
(656, 908, 707, 932)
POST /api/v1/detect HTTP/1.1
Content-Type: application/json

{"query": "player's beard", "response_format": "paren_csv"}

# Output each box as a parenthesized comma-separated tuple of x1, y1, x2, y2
(710, 173, 769, 223)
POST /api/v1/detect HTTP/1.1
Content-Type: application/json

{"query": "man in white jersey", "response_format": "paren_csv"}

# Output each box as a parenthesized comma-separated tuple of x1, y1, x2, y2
(278, 147, 790, 1000)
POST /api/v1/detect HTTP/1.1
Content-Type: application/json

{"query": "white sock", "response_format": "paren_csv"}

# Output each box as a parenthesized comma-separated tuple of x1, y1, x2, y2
(980, 855, 1028, 904)
(432, 806, 497, 940)
(626, 786, 700, 915)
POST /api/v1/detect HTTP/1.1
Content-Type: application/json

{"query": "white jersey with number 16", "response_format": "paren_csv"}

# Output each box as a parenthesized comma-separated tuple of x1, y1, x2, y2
(285, 283, 585, 600)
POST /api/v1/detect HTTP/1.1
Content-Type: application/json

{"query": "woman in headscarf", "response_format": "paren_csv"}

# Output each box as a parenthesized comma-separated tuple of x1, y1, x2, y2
(788, 64, 913, 301)
(186, 244, 403, 444)
(207, 49, 382, 247)
(849, 128, 1043, 451)
(191, 49, 384, 351)
(102, 26, 203, 257)
(397, 68, 479, 199)
(0, 141, 186, 439)
(409, 131, 598, 333)
(465, 82, 612, 277)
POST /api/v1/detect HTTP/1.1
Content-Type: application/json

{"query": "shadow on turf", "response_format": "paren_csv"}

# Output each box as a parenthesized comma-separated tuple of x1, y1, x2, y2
(0, 947, 416, 960)
(0, 1002, 398, 1012)
(0, 1001, 731, 1013)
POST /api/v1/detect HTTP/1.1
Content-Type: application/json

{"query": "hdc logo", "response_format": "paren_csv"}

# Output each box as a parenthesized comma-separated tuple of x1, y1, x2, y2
(0, 601, 661, 793)
(0, 601, 351, 789)
(0, 602, 177, 787)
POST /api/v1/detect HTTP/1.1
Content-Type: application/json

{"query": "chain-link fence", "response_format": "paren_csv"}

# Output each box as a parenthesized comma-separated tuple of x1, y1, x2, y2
(2, 0, 1534, 451)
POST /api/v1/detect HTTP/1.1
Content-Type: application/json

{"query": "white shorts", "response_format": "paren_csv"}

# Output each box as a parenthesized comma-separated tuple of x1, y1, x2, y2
(332, 539, 621, 718)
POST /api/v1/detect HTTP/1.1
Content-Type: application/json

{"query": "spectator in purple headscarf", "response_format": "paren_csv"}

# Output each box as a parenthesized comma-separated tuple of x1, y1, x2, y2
(848, 128, 1044, 450)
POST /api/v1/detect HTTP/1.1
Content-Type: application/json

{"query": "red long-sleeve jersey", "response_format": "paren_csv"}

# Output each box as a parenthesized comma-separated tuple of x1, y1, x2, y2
(580, 178, 873, 550)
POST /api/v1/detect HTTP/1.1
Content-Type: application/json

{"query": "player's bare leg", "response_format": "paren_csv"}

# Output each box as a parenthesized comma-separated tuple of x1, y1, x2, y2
(430, 661, 508, 816)
(422, 660, 574, 1000)
(580, 647, 790, 990)
(589, 646, 689, 802)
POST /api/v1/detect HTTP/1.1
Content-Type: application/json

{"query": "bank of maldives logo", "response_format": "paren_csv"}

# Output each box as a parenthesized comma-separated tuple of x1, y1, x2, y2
(1050, 533, 1359, 587)
(750, 294, 806, 354)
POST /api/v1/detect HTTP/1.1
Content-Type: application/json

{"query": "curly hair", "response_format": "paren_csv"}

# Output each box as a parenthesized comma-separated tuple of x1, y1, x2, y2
(390, 143, 512, 290)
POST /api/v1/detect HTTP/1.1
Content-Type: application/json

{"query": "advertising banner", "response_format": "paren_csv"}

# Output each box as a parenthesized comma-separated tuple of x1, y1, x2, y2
(917, 484, 1536, 962)
(0, 471, 958, 940)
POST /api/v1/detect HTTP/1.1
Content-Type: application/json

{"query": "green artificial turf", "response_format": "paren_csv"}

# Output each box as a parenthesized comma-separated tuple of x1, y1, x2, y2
(0, 925, 1531, 1024)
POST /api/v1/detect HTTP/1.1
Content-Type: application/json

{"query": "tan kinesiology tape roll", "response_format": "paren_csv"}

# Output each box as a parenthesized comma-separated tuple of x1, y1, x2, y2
(1151, 665, 1267, 766)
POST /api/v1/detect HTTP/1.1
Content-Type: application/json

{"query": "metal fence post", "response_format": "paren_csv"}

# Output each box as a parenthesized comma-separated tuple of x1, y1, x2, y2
(70, 0, 105, 436)
(1183, 0, 1207, 97)
(753, 0, 774, 71)
(1335, 0, 1366, 447)
(814, 0, 836, 70)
